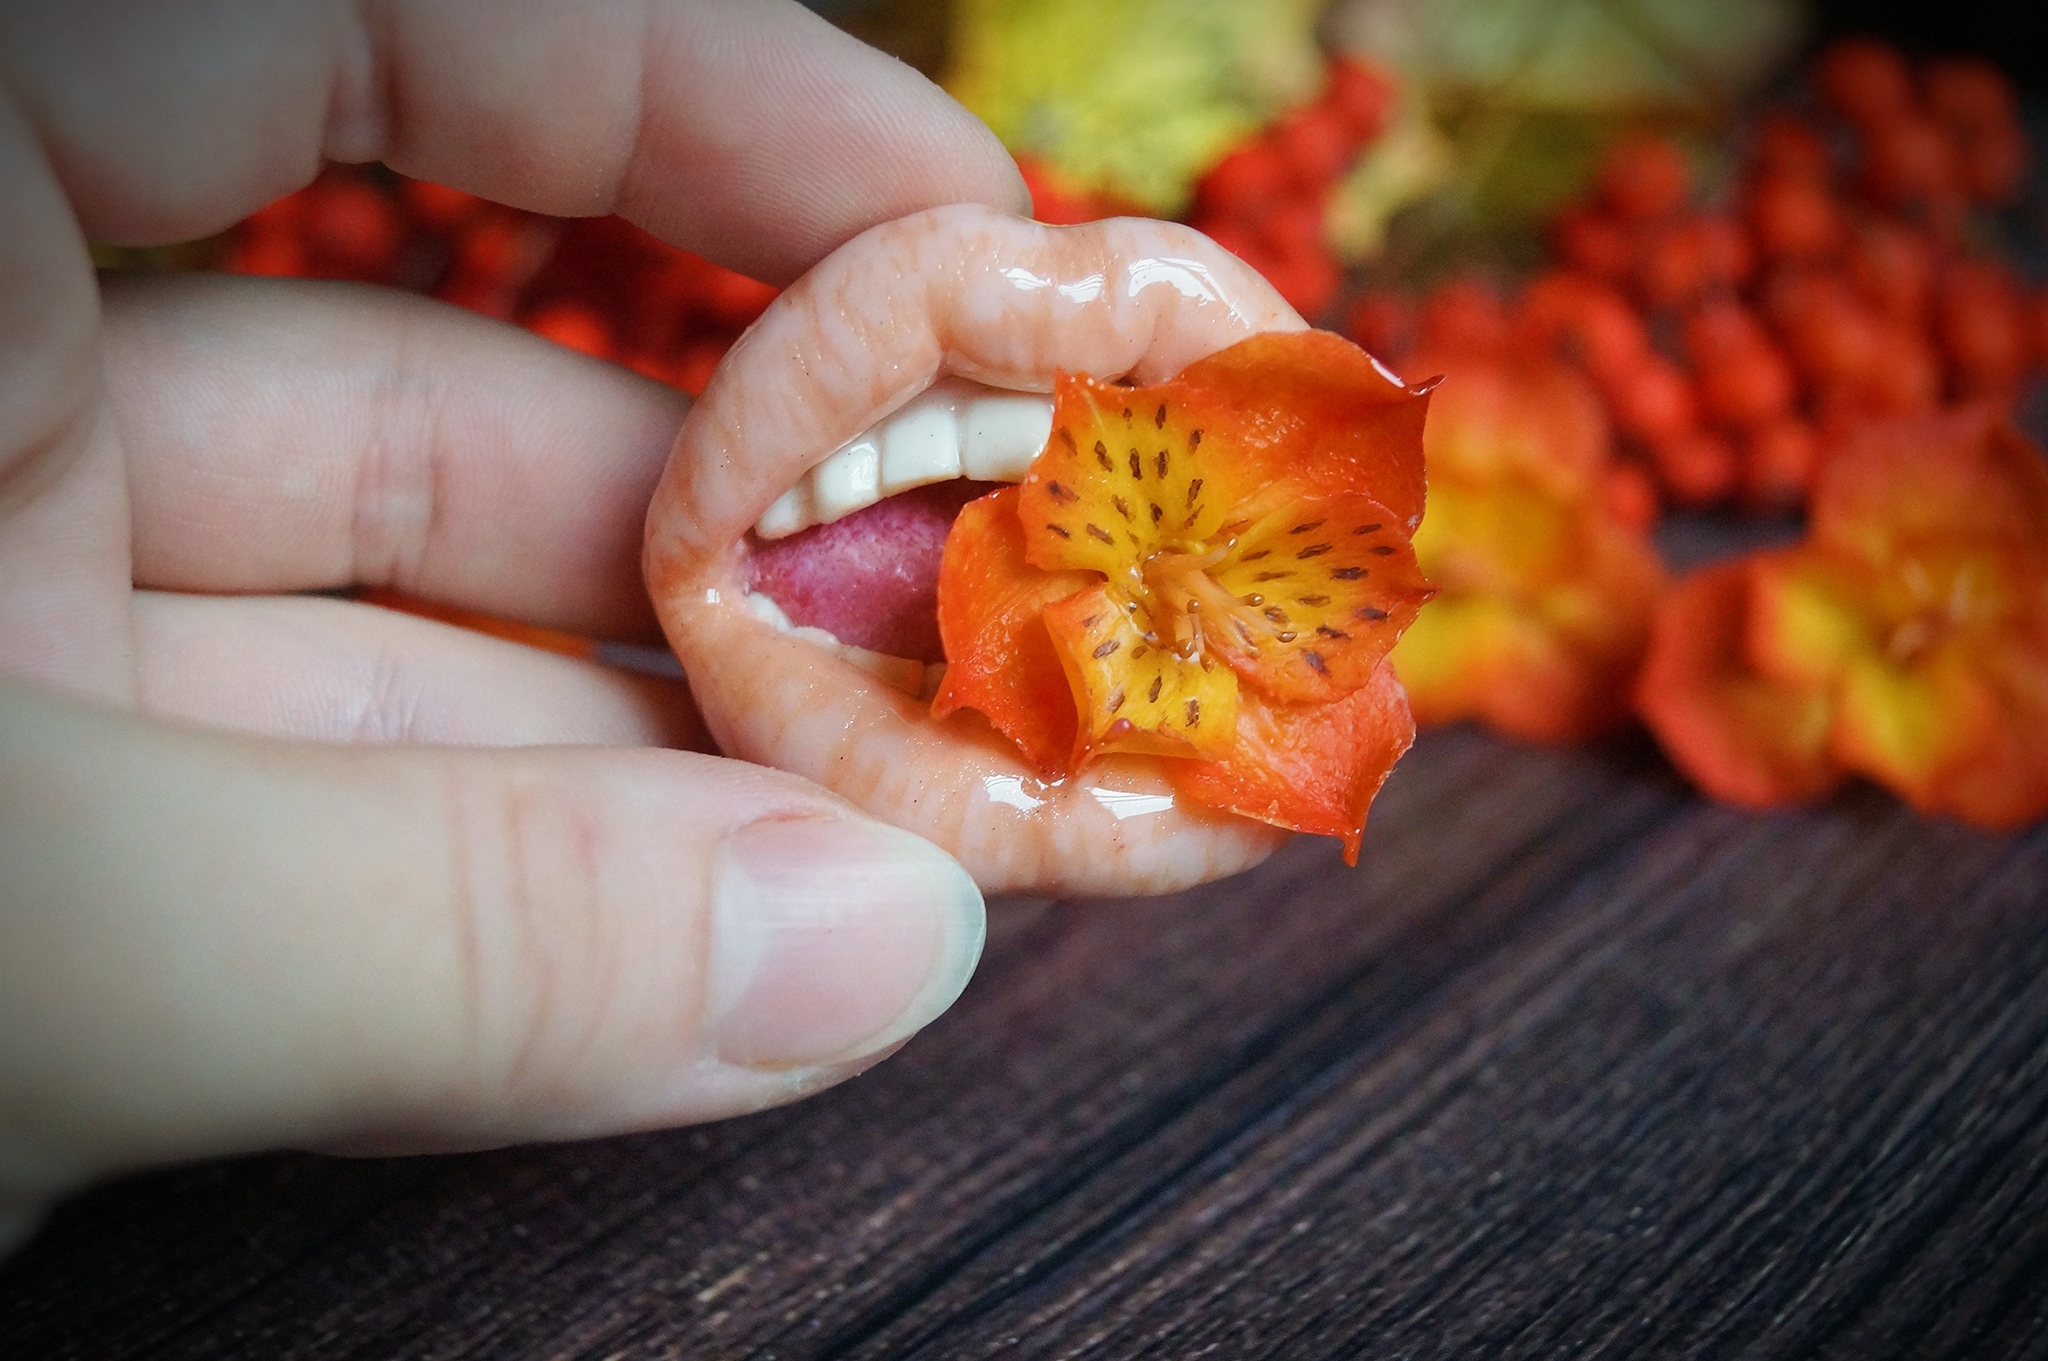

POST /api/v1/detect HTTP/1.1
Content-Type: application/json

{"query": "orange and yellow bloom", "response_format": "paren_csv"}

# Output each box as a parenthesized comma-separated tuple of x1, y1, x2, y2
(932, 330, 1435, 860)
(1639, 405, 2048, 828)
(1389, 341, 1665, 743)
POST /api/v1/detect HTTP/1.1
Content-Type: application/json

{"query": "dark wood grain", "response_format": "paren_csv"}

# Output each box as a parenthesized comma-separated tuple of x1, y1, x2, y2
(4, 725, 2045, 1360)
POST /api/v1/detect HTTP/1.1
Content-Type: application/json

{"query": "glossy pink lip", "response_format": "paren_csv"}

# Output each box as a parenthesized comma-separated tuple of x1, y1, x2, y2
(644, 206, 1310, 895)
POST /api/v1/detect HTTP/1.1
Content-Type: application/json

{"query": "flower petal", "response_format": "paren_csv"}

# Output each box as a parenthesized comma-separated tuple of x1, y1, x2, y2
(1395, 480, 1662, 743)
(1041, 583, 1240, 764)
(1174, 330, 1431, 529)
(1167, 662, 1416, 866)
(1020, 370, 1251, 580)
(1199, 493, 1433, 703)
(932, 487, 1093, 778)
(1406, 347, 1610, 502)
(1813, 405, 2048, 570)
(1828, 641, 2033, 823)
(1394, 594, 1614, 743)
(1636, 560, 1843, 807)
(1743, 550, 1880, 691)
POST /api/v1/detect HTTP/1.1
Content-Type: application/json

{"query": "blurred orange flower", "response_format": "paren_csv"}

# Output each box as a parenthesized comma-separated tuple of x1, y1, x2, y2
(1390, 338, 1665, 743)
(1639, 405, 2048, 827)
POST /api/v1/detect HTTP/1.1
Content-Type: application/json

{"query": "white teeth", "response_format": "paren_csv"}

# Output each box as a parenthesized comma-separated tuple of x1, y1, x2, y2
(880, 401, 962, 488)
(960, 391, 1056, 480)
(753, 378, 1054, 539)
(810, 434, 882, 525)
(753, 483, 811, 540)
(745, 591, 796, 631)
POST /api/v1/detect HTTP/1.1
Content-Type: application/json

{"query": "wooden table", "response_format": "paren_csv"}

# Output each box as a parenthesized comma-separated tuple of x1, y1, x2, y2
(5, 709, 2045, 1358)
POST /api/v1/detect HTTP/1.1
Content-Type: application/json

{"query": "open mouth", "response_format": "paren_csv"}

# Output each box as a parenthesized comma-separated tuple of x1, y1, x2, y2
(644, 206, 1311, 895)
(741, 373, 1053, 692)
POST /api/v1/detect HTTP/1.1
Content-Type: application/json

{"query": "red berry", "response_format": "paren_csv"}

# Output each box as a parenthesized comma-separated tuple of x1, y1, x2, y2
(227, 224, 306, 278)
(1194, 141, 1289, 220)
(699, 265, 779, 330)
(1955, 124, 2030, 204)
(1742, 419, 1823, 510)
(1601, 352, 1698, 445)
(524, 301, 614, 359)
(1745, 174, 1845, 261)
(1750, 111, 1832, 181)
(1650, 427, 1739, 506)
(1519, 271, 1649, 380)
(1923, 57, 2018, 138)
(1694, 216, 1755, 290)
(1417, 278, 1511, 354)
(1598, 134, 1692, 222)
(246, 190, 308, 235)
(1276, 105, 1355, 191)
(1260, 248, 1341, 320)
(304, 175, 404, 279)
(1324, 57, 1395, 141)
(1814, 38, 1915, 128)
(1937, 260, 2033, 398)
(1682, 300, 1769, 360)
(670, 339, 729, 396)
(1695, 339, 1797, 431)
(1603, 460, 1661, 533)
(1862, 325, 1943, 415)
(1344, 291, 1414, 361)
(1844, 220, 1933, 325)
(1198, 217, 1263, 265)
(1858, 115, 1960, 207)
(401, 178, 483, 233)
(1636, 221, 1708, 309)
(1772, 275, 1883, 388)
(1257, 197, 1326, 258)
(1552, 204, 1637, 281)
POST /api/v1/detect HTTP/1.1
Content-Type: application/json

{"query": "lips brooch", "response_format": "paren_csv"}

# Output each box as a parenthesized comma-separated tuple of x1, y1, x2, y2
(645, 206, 1433, 895)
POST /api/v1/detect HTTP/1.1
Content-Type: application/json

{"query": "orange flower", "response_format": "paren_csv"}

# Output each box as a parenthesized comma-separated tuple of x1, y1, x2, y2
(1639, 405, 2048, 828)
(1389, 343, 1665, 743)
(932, 330, 1435, 862)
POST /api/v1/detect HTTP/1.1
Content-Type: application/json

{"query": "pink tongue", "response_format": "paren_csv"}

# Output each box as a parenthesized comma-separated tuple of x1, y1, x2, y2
(746, 481, 1003, 664)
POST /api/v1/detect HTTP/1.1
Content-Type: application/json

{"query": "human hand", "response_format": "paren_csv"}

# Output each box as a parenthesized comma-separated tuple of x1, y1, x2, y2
(0, 0, 1024, 1253)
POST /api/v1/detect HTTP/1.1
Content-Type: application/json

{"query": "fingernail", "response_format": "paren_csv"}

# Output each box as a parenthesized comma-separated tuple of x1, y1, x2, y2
(707, 818, 985, 1069)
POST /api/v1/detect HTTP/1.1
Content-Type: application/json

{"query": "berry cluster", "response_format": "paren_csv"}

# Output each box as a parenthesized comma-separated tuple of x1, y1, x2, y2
(1348, 37, 2044, 519)
(224, 168, 776, 395)
(1183, 57, 1394, 320)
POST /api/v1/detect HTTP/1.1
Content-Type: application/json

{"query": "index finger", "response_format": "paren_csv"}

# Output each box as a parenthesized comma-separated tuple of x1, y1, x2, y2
(2, 0, 1025, 283)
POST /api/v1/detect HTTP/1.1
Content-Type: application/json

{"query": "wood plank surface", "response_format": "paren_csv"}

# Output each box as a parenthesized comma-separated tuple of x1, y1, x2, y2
(4, 724, 2045, 1359)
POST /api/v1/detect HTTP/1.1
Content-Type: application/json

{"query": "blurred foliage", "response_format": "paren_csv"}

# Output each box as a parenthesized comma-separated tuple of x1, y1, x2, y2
(944, 0, 1328, 215)
(1328, 0, 1804, 274)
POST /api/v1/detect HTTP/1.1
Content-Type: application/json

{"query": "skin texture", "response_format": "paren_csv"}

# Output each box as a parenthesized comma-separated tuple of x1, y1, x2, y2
(0, 0, 1024, 1256)
(645, 208, 1309, 894)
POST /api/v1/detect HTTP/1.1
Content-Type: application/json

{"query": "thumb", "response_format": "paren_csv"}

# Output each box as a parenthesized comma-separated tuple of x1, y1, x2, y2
(0, 680, 983, 1248)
